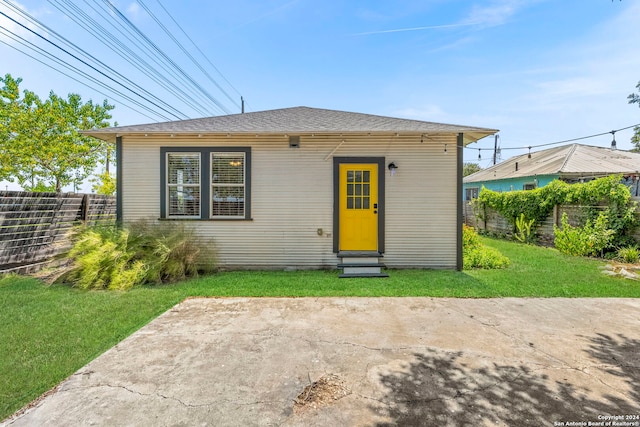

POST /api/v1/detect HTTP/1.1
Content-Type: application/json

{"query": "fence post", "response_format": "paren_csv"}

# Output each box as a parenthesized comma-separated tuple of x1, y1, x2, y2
(81, 194, 90, 223)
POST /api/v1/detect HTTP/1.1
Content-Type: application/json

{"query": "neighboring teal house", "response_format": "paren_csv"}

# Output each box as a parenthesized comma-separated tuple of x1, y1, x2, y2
(463, 144, 640, 200)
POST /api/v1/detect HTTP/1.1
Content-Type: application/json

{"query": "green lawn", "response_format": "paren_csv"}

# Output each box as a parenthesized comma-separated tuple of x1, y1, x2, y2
(1, 237, 639, 420)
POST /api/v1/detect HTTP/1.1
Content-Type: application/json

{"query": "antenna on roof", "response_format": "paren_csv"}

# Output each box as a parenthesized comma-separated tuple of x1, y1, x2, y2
(241, 96, 245, 114)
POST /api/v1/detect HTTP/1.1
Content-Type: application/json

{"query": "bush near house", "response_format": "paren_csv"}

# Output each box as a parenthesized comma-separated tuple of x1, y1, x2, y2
(56, 220, 216, 290)
(463, 225, 510, 269)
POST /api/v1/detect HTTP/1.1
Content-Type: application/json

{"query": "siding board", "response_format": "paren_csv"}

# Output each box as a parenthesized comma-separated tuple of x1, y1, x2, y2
(121, 134, 458, 269)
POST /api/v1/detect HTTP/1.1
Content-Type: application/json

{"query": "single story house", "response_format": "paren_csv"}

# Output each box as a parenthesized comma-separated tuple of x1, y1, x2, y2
(463, 143, 640, 200)
(86, 106, 497, 274)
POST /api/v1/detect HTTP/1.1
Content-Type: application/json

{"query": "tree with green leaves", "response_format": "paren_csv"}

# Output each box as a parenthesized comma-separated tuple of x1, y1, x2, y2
(629, 80, 640, 152)
(463, 162, 482, 177)
(0, 74, 114, 192)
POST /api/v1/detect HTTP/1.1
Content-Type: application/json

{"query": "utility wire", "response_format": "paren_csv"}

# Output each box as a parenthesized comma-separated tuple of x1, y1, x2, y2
(468, 123, 640, 152)
(153, 0, 246, 109)
(0, 26, 171, 121)
(48, 0, 212, 117)
(101, 0, 232, 115)
(0, 5, 187, 120)
(77, 0, 215, 114)
(137, 0, 241, 110)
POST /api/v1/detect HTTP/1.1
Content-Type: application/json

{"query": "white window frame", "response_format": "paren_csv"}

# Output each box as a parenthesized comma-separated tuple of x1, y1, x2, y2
(166, 152, 201, 218)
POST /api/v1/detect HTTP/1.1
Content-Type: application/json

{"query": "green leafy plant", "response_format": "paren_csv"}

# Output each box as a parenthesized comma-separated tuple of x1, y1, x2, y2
(616, 245, 639, 264)
(514, 213, 535, 243)
(463, 225, 510, 269)
(553, 212, 614, 257)
(57, 220, 216, 290)
(477, 175, 638, 247)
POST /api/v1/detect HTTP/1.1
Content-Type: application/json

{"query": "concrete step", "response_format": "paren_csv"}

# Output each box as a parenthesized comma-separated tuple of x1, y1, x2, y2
(338, 272, 390, 278)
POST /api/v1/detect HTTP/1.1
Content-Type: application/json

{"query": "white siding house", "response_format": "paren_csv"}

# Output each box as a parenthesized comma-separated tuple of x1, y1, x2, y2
(86, 107, 497, 274)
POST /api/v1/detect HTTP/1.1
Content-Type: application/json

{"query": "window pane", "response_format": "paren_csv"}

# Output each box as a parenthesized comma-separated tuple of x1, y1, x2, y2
(347, 197, 354, 209)
(363, 198, 370, 209)
(355, 171, 362, 183)
(363, 171, 370, 183)
(355, 198, 362, 209)
(212, 153, 244, 184)
(355, 184, 362, 196)
(168, 153, 200, 184)
(347, 184, 354, 196)
(347, 171, 354, 182)
(169, 186, 200, 216)
(212, 186, 245, 217)
(363, 184, 370, 196)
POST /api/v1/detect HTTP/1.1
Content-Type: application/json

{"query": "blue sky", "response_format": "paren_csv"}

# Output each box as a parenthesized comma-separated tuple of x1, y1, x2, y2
(1, 0, 640, 190)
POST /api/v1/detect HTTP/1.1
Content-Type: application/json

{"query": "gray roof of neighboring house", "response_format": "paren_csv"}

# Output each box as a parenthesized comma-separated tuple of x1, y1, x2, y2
(85, 106, 497, 144)
(464, 144, 640, 183)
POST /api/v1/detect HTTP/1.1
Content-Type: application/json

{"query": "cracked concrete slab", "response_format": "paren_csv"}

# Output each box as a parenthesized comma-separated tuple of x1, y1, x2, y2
(3, 298, 640, 426)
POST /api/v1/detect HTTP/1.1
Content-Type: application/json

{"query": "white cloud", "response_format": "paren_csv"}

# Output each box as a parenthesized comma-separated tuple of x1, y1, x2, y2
(463, 0, 529, 28)
(353, 0, 537, 37)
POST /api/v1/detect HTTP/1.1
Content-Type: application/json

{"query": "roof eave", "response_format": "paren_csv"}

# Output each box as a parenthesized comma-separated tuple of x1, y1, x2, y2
(83, 128, 498, 143)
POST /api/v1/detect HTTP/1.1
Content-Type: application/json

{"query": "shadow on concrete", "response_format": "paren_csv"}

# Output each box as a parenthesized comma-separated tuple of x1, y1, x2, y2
(583, 333, 640, 405)
(371, 334, 640, 426)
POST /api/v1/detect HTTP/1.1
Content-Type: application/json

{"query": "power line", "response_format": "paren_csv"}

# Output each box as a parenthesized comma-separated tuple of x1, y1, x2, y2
(100, 0, 232, 115)
(0, 5, 187, 120)
(0, 23, 169, 123)
(0, 25, 172, 121)
(48, 0, 212, 117)
(137, 0, 241, 111)
(153, 0, 247, 110)
(3, 0, 247, 120)
(468, 123, 640, 152)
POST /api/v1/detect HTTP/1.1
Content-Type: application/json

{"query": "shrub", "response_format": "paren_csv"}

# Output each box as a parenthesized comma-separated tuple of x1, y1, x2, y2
(463, 225, 510, 269)
(464, 246, 511, 269)
(478, 175, 638, 246)
(617, 246, 639, 264)
(462, 224, 480, 250)
(514, 213, 535, 244)
(553, 212, 614, 257)
(57, 220, 216, 290)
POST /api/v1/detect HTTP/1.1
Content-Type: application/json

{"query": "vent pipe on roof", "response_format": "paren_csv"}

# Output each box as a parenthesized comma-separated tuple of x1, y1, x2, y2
(611, 130, 616, 149)
(515, 162, 518, 172)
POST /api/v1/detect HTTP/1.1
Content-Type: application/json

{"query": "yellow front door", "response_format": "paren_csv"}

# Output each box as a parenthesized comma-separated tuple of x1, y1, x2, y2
(339, 163, 378, 251)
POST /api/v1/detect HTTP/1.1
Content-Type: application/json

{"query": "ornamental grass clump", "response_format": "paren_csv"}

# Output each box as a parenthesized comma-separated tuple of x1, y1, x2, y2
(617, 245, 639, 264)
(57, 220, 215, 290)
(463, 225, 510, 269)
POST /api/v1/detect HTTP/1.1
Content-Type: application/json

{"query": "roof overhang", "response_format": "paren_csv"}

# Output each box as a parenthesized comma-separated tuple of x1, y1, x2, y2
(83, 129, 497, 145)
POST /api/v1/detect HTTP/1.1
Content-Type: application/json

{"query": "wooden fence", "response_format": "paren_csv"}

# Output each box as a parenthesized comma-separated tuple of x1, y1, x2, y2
(464, 197, 640, 245)
(0, 191, 116, 274)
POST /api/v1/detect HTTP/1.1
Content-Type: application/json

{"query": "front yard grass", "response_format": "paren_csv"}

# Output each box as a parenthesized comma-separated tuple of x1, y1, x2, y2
(2, 236, 639, 420)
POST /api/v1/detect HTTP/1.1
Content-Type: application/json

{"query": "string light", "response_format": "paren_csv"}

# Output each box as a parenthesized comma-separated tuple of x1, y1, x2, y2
(611, 131, 617, 150)
(465, 122, 640, 153)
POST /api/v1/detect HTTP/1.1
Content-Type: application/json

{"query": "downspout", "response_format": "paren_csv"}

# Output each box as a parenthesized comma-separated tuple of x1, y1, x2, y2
(457, 133, 464, 271)
(116, 136, 123, 225)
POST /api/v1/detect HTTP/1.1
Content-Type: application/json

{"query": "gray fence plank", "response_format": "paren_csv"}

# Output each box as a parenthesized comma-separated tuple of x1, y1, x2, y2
(0, 191, 116, 274)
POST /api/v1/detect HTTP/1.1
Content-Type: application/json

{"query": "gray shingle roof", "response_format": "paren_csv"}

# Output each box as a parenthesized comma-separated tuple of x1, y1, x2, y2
(464, 144, 640, 183)
(86, 106, 497, 143)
